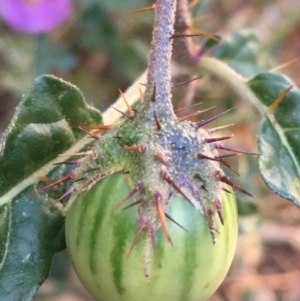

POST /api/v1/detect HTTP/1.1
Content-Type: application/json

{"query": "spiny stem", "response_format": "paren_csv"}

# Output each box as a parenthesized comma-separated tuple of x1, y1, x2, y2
(144, 0, 177, 121)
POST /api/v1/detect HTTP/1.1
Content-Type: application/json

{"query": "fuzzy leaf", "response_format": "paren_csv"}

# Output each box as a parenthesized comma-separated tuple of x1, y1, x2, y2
(0, 75, 102, 300)
(214, 30, 271, 77)
(248, 72, 300, 207)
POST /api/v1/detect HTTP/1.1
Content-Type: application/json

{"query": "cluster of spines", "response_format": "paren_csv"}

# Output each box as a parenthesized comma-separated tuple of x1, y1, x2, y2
(37, 88, 257, 258)
(33, 1, 299, 279)
(34, 3, 257, 275)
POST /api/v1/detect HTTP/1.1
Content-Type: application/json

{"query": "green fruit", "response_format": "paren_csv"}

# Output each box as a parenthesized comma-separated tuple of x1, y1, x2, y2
(66, 172, 238, 301)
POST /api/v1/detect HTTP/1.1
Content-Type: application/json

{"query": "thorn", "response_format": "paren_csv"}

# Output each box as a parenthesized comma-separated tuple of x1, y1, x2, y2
(194, 172, 204, 182)
(53, 160, 81, 166)
(129, 4, 155, 14)
(73, 124, 112, 130)
(204, 135, 233, 143)
(154, 191, 173, 245)
(173, 76, 209, 95)
(82, 167, 100, 174)
(110, 182, 144, 212)
(198, 153, 221, 162)
(36, 171, 75, 193)
(188, 26, 221, 43)
(178, 106, 216, 122)
(220, 160, 240, 176)
(222, 187, 232, 194)
(216, 171, 253, 197)
(78, 126, 101, 140)
(214, 144, 259, 155)
(191, 14, 212, 24)
(270, 57, 298, 72)
(196, 108, 235, 129)
(153, 111, 162, 130)
(215, 199, 224, 225)
(121, 144, 146, 152)
(175, 101, 203, 113)
(154, 153, 169, 166)
(216, 153, 240, 159)
(194, 173, 208, 192)
(161, 171, 194, 206)
(200, 153, 240, 177)
(170, 33, 203, 40)
(126, 218, 147, 259)
(189, 0, 201, 10)
(171, 77, 201, 90)
(119, 89, 134, 116)
(113, 107, 134, 120)
(122, 199, 143, 211)
(165, 213, 188, 232)
(73, 177, 86, 183)
(58, 149, 97, 157)
(268, 86, 293, 114)
(52, 186, 75, 205)
(139, 86, 144, 103)
(195, 76, 210, 88)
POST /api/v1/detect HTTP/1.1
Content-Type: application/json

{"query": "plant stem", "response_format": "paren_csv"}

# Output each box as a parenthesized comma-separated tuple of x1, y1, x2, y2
(144, 0, 177, 121)
(193, 57, 265, 114)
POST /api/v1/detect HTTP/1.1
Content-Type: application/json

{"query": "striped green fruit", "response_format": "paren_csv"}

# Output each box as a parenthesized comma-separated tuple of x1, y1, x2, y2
(66, 172, 238, 301)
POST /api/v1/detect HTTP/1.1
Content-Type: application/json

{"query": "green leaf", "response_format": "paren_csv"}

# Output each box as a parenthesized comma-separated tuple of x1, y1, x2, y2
(214, 30, 271, 77)
(248, 72, 300, 207)
(0, 75, 102, 300)
(0, 75, 101, 195)
(0, 186, 65, 301)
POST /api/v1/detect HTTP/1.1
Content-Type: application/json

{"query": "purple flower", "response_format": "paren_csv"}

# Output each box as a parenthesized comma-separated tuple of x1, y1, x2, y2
(0, 0, 74, 34)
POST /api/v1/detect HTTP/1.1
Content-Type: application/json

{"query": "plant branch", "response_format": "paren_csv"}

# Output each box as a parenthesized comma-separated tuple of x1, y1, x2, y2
(193, 57, 265, 114)
(144, 0, 177, 121)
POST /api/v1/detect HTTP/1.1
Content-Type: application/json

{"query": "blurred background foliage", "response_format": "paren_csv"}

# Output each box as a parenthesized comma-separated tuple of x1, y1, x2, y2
(1, 0, 300, 300)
